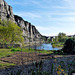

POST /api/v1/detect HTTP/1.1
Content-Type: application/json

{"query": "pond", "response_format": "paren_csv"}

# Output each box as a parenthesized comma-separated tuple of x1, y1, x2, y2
(30, 43, 61, 50)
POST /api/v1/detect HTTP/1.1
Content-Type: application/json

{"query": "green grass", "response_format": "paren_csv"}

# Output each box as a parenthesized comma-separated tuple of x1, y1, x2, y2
(51, 42, 64, 48)
(0, 61, 15, 69)
(0, 49, 14, 57)
(0, 48, 53, 68)
(52, 44, 63, 48)
(36, 50, 53, 54)
(11, 48, 53, 54)
(0, 48, 53, 58)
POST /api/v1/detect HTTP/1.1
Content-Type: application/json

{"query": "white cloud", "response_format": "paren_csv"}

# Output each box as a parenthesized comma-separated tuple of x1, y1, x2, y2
(36, 25, 75, 36)
(14, 12, 41, 19)
(36, 26, 59, 31)
(36, 26, 60, 36)
(50, 12, 75, 16)
(49, 16, 75, 22)
(11, 2, 29, 6)
(51, 6, 68, 9)
(63, 0, 75, 9)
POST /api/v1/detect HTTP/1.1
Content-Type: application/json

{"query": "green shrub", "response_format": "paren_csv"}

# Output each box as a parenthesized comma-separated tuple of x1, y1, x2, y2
(11, 49, 21, 52)
(8, 46, 13, 49)
(54, 50, 64, 55)
(62, 39, 75, 54)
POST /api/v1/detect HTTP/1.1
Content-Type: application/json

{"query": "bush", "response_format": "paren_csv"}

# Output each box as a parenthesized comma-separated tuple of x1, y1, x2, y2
(54, 50, 64, 55)
(62, 39, 75, 54)
(11, 49, 20, 52)
(8, 46, 13, 49)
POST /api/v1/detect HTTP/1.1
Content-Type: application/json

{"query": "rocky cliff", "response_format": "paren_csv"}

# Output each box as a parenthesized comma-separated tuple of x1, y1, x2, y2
(0, 0, 42, 43)
(14, 15, 42, 43)
(0, 0, 15, 22)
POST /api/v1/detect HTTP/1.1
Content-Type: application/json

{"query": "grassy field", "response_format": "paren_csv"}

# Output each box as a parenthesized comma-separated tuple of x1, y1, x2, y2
(0, 48, 74, 75)
(0, 48, 53, 58)
(0, 61, 15, 69)
(0, 49, 15, 68)
(0, 48, 53, 68)
(0, 49, 14, 57)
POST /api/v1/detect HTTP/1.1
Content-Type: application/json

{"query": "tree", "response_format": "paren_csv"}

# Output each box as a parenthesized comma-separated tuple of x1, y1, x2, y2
(0, 19, 24, 44)
(58, 33, 66, 42)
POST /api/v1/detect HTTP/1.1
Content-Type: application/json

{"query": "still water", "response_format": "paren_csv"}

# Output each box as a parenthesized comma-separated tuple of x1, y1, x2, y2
(33, 43, 61, 50)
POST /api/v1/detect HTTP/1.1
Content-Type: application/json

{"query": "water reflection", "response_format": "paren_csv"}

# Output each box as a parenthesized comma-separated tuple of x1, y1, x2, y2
(36, 43, 60, 50)
(29, 43, 61, 50)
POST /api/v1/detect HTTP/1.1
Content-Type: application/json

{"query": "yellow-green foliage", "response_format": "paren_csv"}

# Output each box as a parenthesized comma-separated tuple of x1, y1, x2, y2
(0, 49, 14, 57)
(0, 61, 15, 69)
(0, 19, 24, 44)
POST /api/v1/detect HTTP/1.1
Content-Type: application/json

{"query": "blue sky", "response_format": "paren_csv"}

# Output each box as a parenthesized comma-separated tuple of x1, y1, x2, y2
(5, 0, 75, 36)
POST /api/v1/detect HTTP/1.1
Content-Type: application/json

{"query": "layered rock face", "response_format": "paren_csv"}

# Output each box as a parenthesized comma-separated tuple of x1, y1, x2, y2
(14, 15, 42, 43)
(0, 0, 15, 22)
(0, 0, 42, 43)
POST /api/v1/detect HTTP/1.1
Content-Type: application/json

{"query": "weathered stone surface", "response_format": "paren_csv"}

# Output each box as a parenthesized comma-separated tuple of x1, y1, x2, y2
(0, 0, 15, 22)
(14, 15, 42, 43)
(0, 0, 43, 43)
